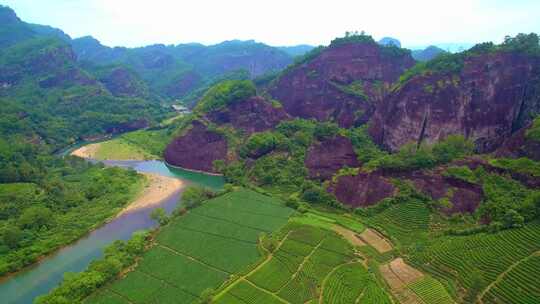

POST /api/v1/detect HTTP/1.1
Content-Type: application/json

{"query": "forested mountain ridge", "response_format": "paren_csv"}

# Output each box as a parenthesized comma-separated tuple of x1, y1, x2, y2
(71, 36, 296, 104)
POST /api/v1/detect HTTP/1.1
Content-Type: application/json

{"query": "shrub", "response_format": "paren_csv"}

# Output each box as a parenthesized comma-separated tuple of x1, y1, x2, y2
(525, 116, 540, 142)
(366, 135, 473, 171)
(431, 135, 474, 163)
(182, 186, 216, 209)
(490, 157, 540, 177)
(503, 209, 525, 228)
(443, 166, 479, 184)
(150, 208, 169, 225)
(240, 132, 282, 158)
(194, 80, 256, 113)
(313, 122, 339, 140)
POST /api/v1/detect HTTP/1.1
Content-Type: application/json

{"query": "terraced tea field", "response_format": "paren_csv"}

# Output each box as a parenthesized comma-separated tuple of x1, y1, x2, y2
(84, 189, 293, 304)
(214, 223, 392, 304)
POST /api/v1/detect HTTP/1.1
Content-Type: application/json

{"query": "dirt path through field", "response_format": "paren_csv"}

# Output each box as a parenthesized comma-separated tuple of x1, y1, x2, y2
(358, 228, 393, 253)
(118, 173, 183, 217)
(212, 232, 292, 303)
(71, 142, 101, 158)
(380, 258, 425, 304)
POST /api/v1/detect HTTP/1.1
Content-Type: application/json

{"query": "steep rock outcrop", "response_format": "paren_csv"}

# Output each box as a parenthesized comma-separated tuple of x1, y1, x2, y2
(370, 52, 540, 152)
(206, 96, 289, 134)
(495, 123, 540, 161)
(395, 169, 483, 214)
(164, 121, 228, 173)
(268, 42, 415, 127)
(99, 67, 149, 98)
(331, 164, 484, 214)
(305, 136, 359, 180)
(330, 171, 396, 207)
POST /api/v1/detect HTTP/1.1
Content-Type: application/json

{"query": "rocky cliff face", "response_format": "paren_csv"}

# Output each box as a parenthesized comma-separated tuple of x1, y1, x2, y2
(268, 42, 415, 127)
(206, 96, 289, 134)
(164, 121, 228, 173)
(370, 52, 540, 153)
(331, 164, 484, 214)
(99, 67, 149, 98)
(330, 171, 396, 207)
(495, 122, 540, 161)
(305, 136, 359, 180)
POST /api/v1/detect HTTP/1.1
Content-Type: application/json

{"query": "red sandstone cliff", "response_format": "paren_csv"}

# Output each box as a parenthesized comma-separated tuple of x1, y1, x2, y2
(370, 51, 540, 153)
(268, 42, 415, 127)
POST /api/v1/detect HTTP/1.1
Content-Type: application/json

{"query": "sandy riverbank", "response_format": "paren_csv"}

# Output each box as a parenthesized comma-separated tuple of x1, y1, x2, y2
(118, 173, 184, 216)
(71, 143, 102, 159)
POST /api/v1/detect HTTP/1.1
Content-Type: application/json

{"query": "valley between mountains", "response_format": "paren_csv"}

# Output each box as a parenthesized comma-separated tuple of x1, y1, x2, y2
(0, 4, 539, 304)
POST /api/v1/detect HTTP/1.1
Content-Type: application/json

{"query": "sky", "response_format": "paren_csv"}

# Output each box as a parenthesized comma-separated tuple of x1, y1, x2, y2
(1, 0, 539, 49)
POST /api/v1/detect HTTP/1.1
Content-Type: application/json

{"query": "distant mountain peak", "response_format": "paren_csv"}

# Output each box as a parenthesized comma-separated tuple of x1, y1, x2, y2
(378, 37, 401, 48)
(0, 5, 20, 25)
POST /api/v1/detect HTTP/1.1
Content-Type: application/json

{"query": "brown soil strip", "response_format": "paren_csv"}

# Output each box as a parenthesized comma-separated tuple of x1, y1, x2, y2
(380, 258, 425, 304)
(117, 173, 183, 217)
(71, 142, 101, 158)
(333, 225, 366, 247)
(358, 228, 393, 253)
(389, 258, 424, 284)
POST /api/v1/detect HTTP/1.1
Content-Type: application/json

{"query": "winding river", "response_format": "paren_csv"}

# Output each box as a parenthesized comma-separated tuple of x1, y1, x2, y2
(0, 159, 224, 304)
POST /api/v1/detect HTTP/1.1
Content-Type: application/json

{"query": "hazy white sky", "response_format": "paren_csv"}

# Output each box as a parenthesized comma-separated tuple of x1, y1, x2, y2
(2, 0, 539, 48)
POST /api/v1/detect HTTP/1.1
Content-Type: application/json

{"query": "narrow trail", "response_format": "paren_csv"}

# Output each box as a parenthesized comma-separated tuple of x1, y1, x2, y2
(244, 278, 291, 304)
(157, 243, 231, 275)
(108, 288, 136, 304)
(478, 250, 540, 303)
(212, 231, 292, 301)
(282, 239, 324, 286)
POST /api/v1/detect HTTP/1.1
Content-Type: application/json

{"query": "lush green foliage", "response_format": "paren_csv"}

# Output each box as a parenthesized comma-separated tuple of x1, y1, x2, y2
(328, 80, 369, 100)
(181, 186, 217, 209)
(194, 80, 256, 113)
(35, 231, 150, 304)
(478, 172, 539, 224)
(443, 166, 479, 184)
(0, 37, 165, 150)
(240, 131, 283, 158)
(330, 31, 376, 47)
(0, 157, 144, 275)
(490, 157, 540, 177)
(526, 115, 540, 142)
(346, 126, 388, 163)
(366, 135, 474, 171)
(118, 129, 173, 158)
